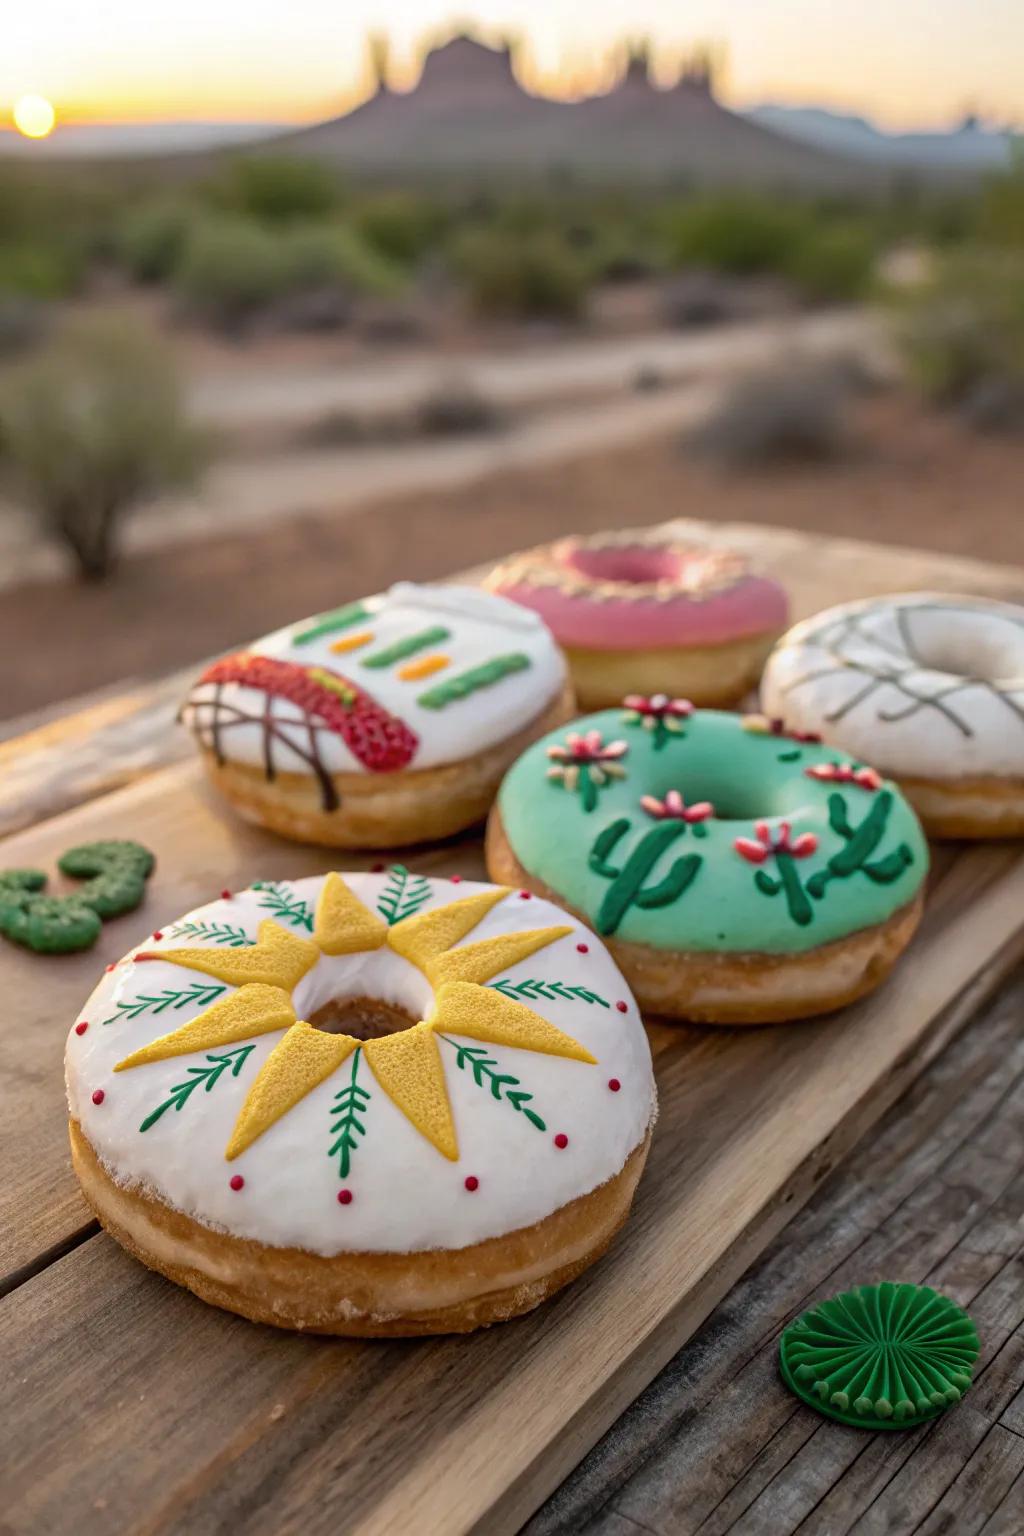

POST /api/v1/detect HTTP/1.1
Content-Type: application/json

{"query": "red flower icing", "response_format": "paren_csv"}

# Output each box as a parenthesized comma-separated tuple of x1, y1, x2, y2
(734, 820, 819, 864)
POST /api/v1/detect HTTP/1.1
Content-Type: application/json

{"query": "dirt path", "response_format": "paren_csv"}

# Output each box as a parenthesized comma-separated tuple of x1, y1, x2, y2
(4, 395, 1022, 722)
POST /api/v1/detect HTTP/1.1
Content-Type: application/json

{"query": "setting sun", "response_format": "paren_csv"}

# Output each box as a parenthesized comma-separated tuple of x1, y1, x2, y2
(13, 94, 56, 139)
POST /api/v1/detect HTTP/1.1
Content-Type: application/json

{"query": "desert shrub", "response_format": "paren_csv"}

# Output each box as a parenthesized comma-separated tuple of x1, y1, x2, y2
(662, 196, 811, 277)
(0, 240, 82, 300)
(0, 318, 206, 579)
(895, 249, 1024, 428)
(686, 358, 855, 468)
(119, 199, 195, 283)
(785, 222, 876, 301)
(355, 192, 446, 266)
(282, 225, 403, 297)
(0, 296, 49, 358)
(174, 216, 288, 332)
(415, 376, 501, 436)
(452, 229, 590, 320)
(204, 156, 342, 224)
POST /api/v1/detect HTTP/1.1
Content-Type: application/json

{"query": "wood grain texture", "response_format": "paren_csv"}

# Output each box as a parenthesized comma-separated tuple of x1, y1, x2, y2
(527, 974, 1024, 1536)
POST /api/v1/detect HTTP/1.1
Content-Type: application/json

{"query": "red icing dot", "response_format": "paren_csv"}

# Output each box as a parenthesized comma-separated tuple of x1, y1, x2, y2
(220, 889, 232, 900)
(616, 1000, 628, 1013)
(91, 1088, 105, 1105)
(229, 1174, 245, 1191)
(450, 875, 462, 884)
(370, 862, 385, 873)
(464, 1175, 479, 1192)
(75, 1021, 89, 1036)
(105, 964, 115, 973)
(554, 1133, 569, 1149)
(337, 1189, 353, 1205)
(152, 930, 164, 941)
(519, 890, 532, 899)
(576, 942, 589, 954)
(608, 1078, 622, 1093)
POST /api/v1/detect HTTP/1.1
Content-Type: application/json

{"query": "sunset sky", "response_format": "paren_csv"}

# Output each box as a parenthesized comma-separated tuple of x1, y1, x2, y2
(2, 0, 1019, 132)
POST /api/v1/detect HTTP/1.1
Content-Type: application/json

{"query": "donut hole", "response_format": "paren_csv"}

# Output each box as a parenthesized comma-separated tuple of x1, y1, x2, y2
(907, 624, 1021, 685)
(564, 544, 681, 588)
(308, 996, 419, 1041)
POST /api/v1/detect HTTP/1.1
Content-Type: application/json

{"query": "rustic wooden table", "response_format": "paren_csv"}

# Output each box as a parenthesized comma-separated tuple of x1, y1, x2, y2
(2, 521, 1022, 1536)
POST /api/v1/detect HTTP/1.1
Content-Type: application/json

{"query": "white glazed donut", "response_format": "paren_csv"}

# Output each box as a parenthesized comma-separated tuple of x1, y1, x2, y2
(761, 592, 1024, 838)
(66, 871, 655, 1335)
(181, 583, 574, 847)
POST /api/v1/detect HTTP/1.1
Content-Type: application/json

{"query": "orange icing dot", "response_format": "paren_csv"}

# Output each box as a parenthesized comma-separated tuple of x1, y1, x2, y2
(398, 654, 450, 681)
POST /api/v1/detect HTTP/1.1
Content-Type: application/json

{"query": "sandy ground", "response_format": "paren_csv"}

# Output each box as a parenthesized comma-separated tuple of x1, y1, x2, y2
(4, 394, 1022, 724)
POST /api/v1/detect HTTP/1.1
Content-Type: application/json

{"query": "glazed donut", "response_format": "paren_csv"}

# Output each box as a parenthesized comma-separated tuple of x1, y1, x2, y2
(487, 704, 928, 1024)
(181, 583, 574, 848)
(761, 593, 1024, 839)
(66, 871, 655, 1335)
(485, 529, 788, 710)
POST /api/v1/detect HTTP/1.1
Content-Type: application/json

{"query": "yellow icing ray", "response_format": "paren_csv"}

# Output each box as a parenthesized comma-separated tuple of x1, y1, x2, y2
(431, 981, 596, 1064)
(427, 925, 572, 987)
(115, 984, 296, 1072)
(364, 1023, 458, 1161)
(313, 872, 388, 956)
(226, 1022, 357, 1160)
(386, 888, 509, 975)
(152, 919, 318, 990)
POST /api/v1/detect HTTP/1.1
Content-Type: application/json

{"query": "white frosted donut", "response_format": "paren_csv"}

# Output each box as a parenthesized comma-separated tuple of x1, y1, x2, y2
(66, 872, 655, 1334)
(761, 593, 1024, 838)
(181, 583, 573, 847)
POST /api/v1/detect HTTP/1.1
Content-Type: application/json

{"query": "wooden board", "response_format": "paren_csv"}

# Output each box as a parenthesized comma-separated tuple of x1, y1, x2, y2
(3, 520, 1024, 1534)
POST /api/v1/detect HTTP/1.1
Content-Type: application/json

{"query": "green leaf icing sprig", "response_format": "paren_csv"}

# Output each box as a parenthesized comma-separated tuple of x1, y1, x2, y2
(328, 1048, 371, 1179)
(139, 1044, 255, 1133)
(440, 1036, 546, 1130)
(251, 881, 313, 932)
(376, 865, 432, 926)
(0, 840, 155, 953)
(489, 978, 609, 1007)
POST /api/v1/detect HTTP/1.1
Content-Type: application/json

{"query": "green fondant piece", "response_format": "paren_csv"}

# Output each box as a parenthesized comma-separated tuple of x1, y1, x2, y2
(418, 652, 531, 710)
(0, 888, 101, 953)
(57, 840, 155, 919)
(362, 626, 450, 669)
(291, 602, 369, 646)
(497, 708, 928, 955)
(779, 1283, 979, 1430)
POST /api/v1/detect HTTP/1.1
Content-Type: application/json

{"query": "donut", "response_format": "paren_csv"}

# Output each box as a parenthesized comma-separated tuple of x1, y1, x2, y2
(65, 871, 655, 1335)
(761, 593, 1024, 839)
(181, 583, 574, 848)
(486, 704, 928, 1024)
(485, 529, 788, 710)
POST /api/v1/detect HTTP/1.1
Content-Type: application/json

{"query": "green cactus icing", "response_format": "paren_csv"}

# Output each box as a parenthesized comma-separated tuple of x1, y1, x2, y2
(496, 708, 928, 955)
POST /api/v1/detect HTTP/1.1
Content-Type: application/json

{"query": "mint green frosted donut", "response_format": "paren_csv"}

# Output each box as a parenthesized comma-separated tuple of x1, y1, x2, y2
(495, 705, 928, 957)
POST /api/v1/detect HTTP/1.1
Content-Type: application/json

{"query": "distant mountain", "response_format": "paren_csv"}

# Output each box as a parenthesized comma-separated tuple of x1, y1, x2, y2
(0, 121, 280, 158)
(745, 104, 1019, 171)
(268, 37, 878, 191)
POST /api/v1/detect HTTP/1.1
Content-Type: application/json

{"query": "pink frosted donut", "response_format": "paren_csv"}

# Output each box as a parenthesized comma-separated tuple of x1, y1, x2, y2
(486, 531, 789, 710)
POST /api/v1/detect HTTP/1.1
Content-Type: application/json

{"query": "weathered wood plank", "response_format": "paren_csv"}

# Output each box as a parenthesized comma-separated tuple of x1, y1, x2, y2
(527, 975, 1024, 1536)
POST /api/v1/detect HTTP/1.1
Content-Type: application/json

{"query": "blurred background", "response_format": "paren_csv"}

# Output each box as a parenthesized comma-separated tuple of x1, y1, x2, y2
(1, 1, 1021, 726)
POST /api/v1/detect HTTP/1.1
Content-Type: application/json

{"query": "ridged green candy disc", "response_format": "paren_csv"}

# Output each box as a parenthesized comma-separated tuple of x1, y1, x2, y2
(779, 1283, 979, 1431)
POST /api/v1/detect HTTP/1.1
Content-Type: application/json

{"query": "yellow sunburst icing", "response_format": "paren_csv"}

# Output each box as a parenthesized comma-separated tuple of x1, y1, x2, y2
(387, 887, 509, 974)
(226, 1022, 357, 1160)
(314, 872, 388, 956)
(431, 981, 596, 1063)
(364, 1024, 458, 1160)
(153, 919, 318, 989)
(115, 984, 296, 1071)
(427, 925, 572, 987)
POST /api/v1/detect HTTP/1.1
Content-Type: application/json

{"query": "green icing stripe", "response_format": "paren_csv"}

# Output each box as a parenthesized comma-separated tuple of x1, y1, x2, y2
(362, 626, 450, 669)
(418, 652, 531, 710)
(292, 602, 369, 646)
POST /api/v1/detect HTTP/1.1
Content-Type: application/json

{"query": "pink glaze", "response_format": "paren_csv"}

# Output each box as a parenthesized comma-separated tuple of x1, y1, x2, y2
(488, 536, 789, 651)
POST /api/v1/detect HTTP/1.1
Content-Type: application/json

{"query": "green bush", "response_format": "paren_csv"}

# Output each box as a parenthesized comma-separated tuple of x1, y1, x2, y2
(355, 192, 446, 266)
(976, 163, 1024, 249)
(175, 216, 289, 331)
(0, 318, 205, 579)
(662, 196, 811, 276)
(785, 223, 876, 301)
(119, 200, 195, 283)
(282, 225, 403, 297)
(204, 156, 342, 225)
(453, 229, 590, 320)
(896, 249, 1024, 418)
(0, 240, 81, 300)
